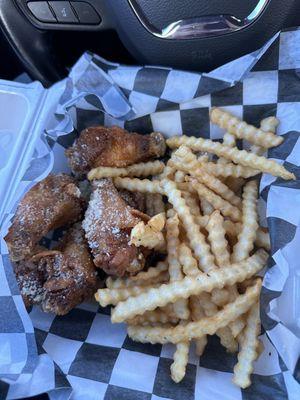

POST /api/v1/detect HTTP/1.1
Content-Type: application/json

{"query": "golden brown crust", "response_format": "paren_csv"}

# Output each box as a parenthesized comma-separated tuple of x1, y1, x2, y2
(82, 178, 146, 277)
(4, 174, 83, 262)
(65, 126, 166, 175)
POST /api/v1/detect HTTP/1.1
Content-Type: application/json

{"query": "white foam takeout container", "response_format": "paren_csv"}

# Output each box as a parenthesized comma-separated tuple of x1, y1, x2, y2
(0, 79, 64, 225)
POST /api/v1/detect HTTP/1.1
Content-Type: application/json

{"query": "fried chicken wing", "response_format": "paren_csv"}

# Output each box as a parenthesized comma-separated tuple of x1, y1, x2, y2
(14, 224, 99, 315)
(82, 178, 147, 277)
(65, 126, 166, 175)
(5, 174, 83, 262)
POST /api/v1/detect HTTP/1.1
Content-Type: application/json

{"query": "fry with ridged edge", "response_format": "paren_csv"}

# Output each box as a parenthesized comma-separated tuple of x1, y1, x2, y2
(161, 179, 216, 272)
(96, 283, 160, 307)
(166, 136, 295, 180)
(106, 271, 169, 290)
(182, 191, 201, 218)
(189, 296, 208, 356)
(210, 107, 282, 148)
(111, 249, 267, 323)
(251, 116, 279, 156)
(189, 178, 242, 222)
(198, 291, 238, 353)
(170, 146, 241, 207)
(88, 160, 164, 180)
(166, 210, 190, 320)
(114, 177, 164, 194)
(192, 216, 270, 251)
(233, 301, 261, 388)
(128, 305, 179, 326)
(178, 243, 200, 276)
(171, 339, 190, 383)
(127, 279, 262, 344)
(219, 132, 236, 164)
(207, 210, 230, 267)
(232, 181, 259, 262)
(200, 162, 258, 179)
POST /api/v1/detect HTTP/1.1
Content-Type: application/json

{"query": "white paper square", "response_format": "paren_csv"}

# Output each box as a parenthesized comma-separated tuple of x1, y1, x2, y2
(0, 262, 11, 296)
(7, 354, 55, 399)
(268, 324, 300, 373)
(68, 375, 108, 400)
(109, 66, 142, 91)
(276, 102, 300, 135)
(252, 334, 282, 375)
(129, 91, 159, 118)
(243, 71, 278, 105)
(86, 313, 127, 348)
(109, 349, 159, 393)
(151, 110, 182, 138)
(161, 70, 200, 103)
(279, 30, 300, 70)
(283, 370, 300, 400)
(180, 94, 211, 110)
(286, 136, 300, 166)
(210, 105, 243, 140)
(0, 333, 27, 374)
(195, 367, 242, 400)
(43, 333, 83, 374)
(30, 306, 56, 332)
(267, 185, 300, 225)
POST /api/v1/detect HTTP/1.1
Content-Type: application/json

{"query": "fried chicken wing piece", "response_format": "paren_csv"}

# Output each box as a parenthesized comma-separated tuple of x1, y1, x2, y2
(82, 178, 147, 277)
(14, 224, 100, 315)
(5, 174, 83, 262)
(65, 126, 166, 175)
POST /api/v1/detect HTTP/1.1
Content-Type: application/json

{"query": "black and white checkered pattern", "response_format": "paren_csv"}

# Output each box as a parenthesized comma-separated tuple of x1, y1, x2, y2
(1, 28, 300, 399)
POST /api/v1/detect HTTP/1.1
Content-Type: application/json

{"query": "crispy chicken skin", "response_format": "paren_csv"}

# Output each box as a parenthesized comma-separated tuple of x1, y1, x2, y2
(14, 224, 99, 315)
(65, 126, 166, 175)
(5, 174, 83, 262)
(82, 178, 146, 277)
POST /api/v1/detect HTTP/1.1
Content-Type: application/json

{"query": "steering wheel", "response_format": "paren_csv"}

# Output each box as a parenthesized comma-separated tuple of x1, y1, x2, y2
(1, 0, 298, 85)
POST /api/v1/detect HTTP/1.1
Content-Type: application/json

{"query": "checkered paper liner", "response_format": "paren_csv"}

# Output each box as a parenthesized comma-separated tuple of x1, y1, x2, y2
(1, 28, 300, 400)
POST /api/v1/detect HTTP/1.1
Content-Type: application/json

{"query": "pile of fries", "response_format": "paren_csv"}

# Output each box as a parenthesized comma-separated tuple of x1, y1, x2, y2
(92, 108, 295, 388)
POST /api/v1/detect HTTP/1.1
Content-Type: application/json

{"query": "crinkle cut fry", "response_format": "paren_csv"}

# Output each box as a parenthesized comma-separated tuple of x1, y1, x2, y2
(192, 216, 270, 251)
(106, 271, 169, 290)
(178, 243, 199, 276)
(233, 301, 261, 388)
(189, 296, 208, 356)
(166, 211, 189, 320)
(171, 340, 190, 383)
(161, 179, 216, 272)
(114, 177, 164, 194)
(111, 249, 268, 323)
(206, 210, 230, 267)
(218, 132, 236, 164)
(189, 178, 242, 222)
(232, 181, 259, 262)
(128, 305, 179, 326)
(166, 136, 295, 180)
(127, 279, 262, 344)
(199, 162, 259, 179)
(210, 107, 283, 148)
(170, 146, 241, 207)
(96, 283, 160, 307)
(88, 160, 164, 180)
(198, 292, 238, 353)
